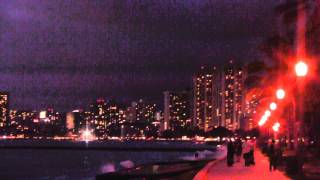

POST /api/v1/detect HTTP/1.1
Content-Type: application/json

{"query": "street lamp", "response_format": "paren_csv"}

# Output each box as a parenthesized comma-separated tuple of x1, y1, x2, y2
(270, 102, 277, 111)
(272, 122, 280, 140)
(292, 60, 308, 150)
(276, 89, 285, 100)
(272, 125, 279, 132)
(272, 123, 280, 132)
(265, 110, 271, 117)
(295, 61, 308, 77)
(258, 115, 268, 126)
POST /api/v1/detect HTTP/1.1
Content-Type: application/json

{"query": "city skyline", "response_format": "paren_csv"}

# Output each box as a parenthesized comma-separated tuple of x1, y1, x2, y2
(0, 62, 253, 138)
(0, 0, 277, 111)
(1, 1, 320, 179)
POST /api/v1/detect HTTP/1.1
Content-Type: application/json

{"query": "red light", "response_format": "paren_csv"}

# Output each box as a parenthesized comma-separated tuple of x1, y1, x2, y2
(258, 120, 264, 126)
(295, 61, 308, 77)
(272, 122, 280, 132)
(276, 89, 285, 100)
(264, 110, 271, 117)
(269, 102, 277, 111)
(258, 115, 268, 126)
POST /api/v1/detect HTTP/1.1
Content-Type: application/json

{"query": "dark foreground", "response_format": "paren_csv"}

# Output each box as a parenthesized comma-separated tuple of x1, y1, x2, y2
(96, 159, 212, 180)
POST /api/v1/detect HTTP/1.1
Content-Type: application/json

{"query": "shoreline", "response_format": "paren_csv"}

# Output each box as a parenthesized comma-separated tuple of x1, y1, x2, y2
(0, 139, 218, 152)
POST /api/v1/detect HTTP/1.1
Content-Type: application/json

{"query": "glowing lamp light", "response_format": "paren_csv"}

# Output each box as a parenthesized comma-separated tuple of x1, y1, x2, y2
(272, 122, 280, 132)
(258, 119, 265, 126)
(276, 89, 285, 100)
(264, 110, 271, 117)
(295, 61, 308, 77)
(269, 102, 277, 111)
(272, 125, 279, 132)
(259, 111, 271, 127)
(258, 115, 268, 126)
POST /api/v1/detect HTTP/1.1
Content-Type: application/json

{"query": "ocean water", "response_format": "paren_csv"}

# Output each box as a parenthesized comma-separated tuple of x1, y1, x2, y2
(0, 140, 214, 179)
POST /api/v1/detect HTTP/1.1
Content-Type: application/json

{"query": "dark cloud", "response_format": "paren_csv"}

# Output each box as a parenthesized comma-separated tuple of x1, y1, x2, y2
(0, 0, 277, 111)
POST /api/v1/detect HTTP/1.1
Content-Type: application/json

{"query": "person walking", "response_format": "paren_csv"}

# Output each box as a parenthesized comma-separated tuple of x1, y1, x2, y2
(235, 138, 243, 162)
(243, 140, 249, 166)
(243, 140, 254, 166)
(227, 140, 235, 167)
(268, 140, 276, 171)
(249, 139, 255, 165)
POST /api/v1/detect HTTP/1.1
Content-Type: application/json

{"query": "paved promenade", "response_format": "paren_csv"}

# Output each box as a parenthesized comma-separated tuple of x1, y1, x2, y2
(194, 149, 290, 180)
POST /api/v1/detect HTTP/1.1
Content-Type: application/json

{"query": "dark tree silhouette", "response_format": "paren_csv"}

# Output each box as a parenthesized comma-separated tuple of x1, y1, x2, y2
(261, 0, 320, 154)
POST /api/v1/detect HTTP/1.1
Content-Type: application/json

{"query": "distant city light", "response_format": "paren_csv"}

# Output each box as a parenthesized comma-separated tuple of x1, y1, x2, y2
(295, 61, 308, 77)
(66, 112, 75, 130)
(276, 89, 285, 100)
(82, 128, 94, 142)
(39, 111, 46, 119)
(83, 130, 91, 137)
(0, 63, 251, 139)
(269, 102, 277, 111)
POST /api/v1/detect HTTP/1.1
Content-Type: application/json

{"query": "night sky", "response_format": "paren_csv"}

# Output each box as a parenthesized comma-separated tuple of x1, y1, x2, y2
(0, 0, 277, 111)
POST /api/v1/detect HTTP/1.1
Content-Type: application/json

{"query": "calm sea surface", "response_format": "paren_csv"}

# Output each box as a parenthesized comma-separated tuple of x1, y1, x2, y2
(0, 140, 215, 179)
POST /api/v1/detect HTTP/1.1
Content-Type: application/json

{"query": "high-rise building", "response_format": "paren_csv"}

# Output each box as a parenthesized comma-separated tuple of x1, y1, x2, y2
(9, 110, 36, 136)
(89, 98, 108, 137)
(0, 92, 9, 132)
(135, 99, 156, 124)
(154, 111, 163, 133)
(66, 109, 85, 135)
(193, 66, 221, 132)
(123, 99, 157, 136)
(243, 94, 259, 130)
(164, 91, 191, 131)
(125, 102, 138, 123)
(193, 62, 246, 132)
(89, 98, 127, 137)
(38, 108, 64, 137)
(106, 102, 122, 126)
(221, 61, 245, 131)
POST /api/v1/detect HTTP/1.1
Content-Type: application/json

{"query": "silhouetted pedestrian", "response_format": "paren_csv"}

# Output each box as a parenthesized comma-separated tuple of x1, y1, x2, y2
(227, 140, 235, 167)
(243, 140, 254, 166)
(195, 152, 199, 159)
(268, 140, 276, 171)
(235, 139, 243, 162)
(249, 140, 255, 165)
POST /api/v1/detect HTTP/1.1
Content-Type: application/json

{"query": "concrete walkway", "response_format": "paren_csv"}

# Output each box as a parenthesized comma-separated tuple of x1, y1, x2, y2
(194, 150, 290, 180)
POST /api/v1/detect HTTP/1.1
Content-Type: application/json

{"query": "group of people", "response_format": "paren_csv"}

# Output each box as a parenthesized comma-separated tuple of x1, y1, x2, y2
(227, 138, 255, 167)
(225, 138, 288, 171)
(267, 139, 283, 171)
